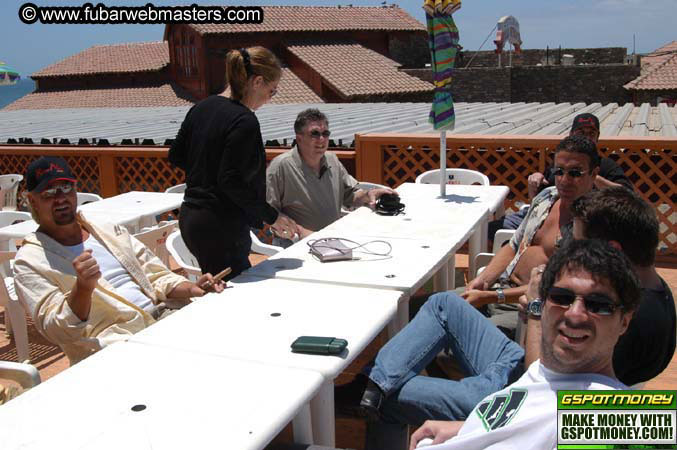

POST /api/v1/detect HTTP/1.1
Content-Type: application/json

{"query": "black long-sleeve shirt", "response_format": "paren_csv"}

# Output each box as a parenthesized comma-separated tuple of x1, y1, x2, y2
(169, 96, 278, 229)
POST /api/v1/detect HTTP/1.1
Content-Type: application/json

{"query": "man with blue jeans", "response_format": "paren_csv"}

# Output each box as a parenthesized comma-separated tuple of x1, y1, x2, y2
(368, 293, 524, 426)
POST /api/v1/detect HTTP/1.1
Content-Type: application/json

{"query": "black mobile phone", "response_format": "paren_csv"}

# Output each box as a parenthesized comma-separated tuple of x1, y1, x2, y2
(291, 336, 348, 355)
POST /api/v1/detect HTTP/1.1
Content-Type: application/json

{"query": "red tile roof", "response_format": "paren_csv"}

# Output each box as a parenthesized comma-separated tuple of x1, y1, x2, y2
(32, 42, 169, 78)
(189, 6, 424, 34)
(271, 68, 323, 104)
(285, 41, 433, 99)
(3, 84, 195, 110)
(642, 41, 677, 68)
(625, 53, 677, 91)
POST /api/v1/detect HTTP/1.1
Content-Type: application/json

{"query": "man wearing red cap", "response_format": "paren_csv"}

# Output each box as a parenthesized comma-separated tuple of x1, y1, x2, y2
(14, 157, 224, 364)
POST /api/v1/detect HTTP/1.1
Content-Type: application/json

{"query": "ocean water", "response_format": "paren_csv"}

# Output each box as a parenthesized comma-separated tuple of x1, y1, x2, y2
(0, 79, 35, 109)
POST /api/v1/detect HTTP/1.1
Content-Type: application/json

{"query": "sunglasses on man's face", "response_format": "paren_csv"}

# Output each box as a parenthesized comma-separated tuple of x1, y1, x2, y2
(40, 183, 75, 199)
(552, 167, 588, 178)
(547, 286, 620, 316)
(309, 130, 331, 139)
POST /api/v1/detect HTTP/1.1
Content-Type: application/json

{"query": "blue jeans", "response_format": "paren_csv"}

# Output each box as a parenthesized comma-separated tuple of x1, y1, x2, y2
(365, 292, 525, 425)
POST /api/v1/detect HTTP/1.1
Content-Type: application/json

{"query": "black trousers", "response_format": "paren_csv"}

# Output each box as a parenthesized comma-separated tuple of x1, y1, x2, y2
(178, 203, 251, 281)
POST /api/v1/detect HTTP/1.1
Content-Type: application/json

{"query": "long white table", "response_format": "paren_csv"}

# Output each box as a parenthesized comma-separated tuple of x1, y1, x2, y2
(130, 276, 401, 446)
(0, 210, 141, 252)
(244, 229, 464, 332)
(80, 191, 184, 228)
(0, 191, 184, 251)
(394, 182, 510, 274)
(0, 341, 325, 450)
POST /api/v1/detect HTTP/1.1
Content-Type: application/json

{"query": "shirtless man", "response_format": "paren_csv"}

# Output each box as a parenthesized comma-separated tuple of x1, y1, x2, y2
(461, 134, 600, 308)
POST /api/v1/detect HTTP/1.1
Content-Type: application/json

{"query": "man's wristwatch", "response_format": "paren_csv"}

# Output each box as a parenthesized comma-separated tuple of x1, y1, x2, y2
(496, 287, 506, 304)
(526, 299, 543, 318)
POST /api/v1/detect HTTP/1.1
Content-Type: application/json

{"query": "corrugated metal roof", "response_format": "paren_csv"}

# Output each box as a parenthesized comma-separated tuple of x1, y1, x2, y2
(0, 102, 675, 147)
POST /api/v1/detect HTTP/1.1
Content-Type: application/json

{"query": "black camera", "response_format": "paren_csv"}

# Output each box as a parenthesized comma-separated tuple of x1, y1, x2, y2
(376, 193, 405, 216)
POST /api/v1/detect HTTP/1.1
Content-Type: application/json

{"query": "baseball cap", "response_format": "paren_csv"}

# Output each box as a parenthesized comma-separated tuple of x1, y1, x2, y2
(26, 157, 77, 193)
(571, 113, 600, 133)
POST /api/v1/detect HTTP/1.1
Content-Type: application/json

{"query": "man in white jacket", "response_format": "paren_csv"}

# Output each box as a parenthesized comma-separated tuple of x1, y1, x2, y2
(14, 157, 223, 364)
(408, 239, 639, 450)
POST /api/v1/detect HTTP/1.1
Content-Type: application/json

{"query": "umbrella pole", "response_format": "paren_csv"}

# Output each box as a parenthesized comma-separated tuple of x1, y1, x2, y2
(440, 130, 447, 196)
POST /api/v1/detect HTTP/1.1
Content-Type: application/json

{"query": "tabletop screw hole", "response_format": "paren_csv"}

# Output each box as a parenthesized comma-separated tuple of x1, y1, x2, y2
(270, 312, 281, 317)
(385, 274, 396, 278)
(421, 245, 429, 249)
(131, 404, 146, 412)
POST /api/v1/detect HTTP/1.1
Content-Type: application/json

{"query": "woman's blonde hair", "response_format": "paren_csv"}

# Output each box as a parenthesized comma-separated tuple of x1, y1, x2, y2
(225, 46, 281, 101)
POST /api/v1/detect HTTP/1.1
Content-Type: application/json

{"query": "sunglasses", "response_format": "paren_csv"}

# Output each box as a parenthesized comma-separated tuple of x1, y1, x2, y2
(309, 130, 331, 139)
(552, 167, 589, 178)
(547, 286, 620, 316)
(41, 183, 75, 199)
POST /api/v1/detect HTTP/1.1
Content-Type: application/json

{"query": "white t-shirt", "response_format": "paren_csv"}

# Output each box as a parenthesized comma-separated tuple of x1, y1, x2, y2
(427, 361, 627, 450)
(65, 235, 153, 312)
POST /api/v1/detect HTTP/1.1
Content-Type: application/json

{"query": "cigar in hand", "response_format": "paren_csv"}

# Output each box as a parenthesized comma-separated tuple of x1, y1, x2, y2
(201, 267, 232, 290)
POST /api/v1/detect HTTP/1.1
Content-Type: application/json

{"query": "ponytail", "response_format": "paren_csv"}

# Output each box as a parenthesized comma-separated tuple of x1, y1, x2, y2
(225, 46, 281, 101)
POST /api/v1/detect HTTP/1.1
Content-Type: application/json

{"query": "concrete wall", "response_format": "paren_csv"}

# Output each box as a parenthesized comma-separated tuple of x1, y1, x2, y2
(403, 64, 640, 104)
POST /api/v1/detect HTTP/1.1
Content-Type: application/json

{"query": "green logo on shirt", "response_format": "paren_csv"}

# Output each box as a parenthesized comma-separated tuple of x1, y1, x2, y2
(476, 388, 528, 431)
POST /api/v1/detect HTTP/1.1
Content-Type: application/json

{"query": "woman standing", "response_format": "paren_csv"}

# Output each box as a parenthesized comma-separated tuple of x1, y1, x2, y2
(169, 47, 297, 280)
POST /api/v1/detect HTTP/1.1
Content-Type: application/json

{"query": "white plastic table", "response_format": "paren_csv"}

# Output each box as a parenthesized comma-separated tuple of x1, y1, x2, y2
(394, 182, 510, 274)
(0, 341, 324, 450)
(244, 228, 467, 336)
(0, 210, 140, 251)
(130, 276, 401, 446)
(80, 191, 184, 229)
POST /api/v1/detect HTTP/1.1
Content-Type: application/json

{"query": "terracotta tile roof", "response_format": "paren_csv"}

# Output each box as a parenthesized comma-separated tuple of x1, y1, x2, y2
(189, 6, 424, 34)
(271, 68, 323, 104)
(284, 41, 433, 99)
(625, 53, 677, 91)
(32, 41, 169, 78)
(642, 41, 677, 68)
(3, 83, 195, 110)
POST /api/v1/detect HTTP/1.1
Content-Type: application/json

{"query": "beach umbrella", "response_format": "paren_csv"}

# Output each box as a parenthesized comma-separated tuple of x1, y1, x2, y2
(0, 62, 20, 86)
(424, 0, 461, 195)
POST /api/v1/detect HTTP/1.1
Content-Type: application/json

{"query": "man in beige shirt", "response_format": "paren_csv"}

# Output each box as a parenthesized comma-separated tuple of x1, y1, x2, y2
(266, 108, 395, 246)
(14, 157, 224, 364)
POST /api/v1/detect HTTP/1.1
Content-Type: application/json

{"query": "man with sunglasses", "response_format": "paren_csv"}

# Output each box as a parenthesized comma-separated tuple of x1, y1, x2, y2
(13, 157, 224, 364)
(462, 134, 600, 312)
(520, 187, 675, 387)
(488, 113, 632, 238)
(267, 108, 396, 247)
(408, 239, 637, 449)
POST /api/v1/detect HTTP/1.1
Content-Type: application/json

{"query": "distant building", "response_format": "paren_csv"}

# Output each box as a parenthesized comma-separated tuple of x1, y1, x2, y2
(625, 41, 677, 106)
(4, 5, 433, 110)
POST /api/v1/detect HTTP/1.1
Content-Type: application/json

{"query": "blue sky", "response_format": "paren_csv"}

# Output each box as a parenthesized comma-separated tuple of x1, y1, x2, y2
(1, 0, 675, 76)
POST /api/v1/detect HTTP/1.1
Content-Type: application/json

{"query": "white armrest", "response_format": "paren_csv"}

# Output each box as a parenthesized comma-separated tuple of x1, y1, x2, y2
(0, 361, 40, 389)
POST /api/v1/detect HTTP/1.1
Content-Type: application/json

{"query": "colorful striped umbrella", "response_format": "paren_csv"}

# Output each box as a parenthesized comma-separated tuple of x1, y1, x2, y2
(0, 62, 20, 86)
(425, 1, 461, 195)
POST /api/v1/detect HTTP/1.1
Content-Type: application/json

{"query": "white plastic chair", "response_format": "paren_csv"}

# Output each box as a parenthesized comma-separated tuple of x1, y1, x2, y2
(0, 174, 23, 211)
(0, 251, 30, 363)
(165, 183, 186, 194)
(250, 230, 282, 256)
(416, 168, 490, 186)
(133, 221, 178, 268)
(0, 360, 41, 392)
(166, 230, 202, 282)
(0, 211, 32, 252)
(76, 192, 103, 206)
